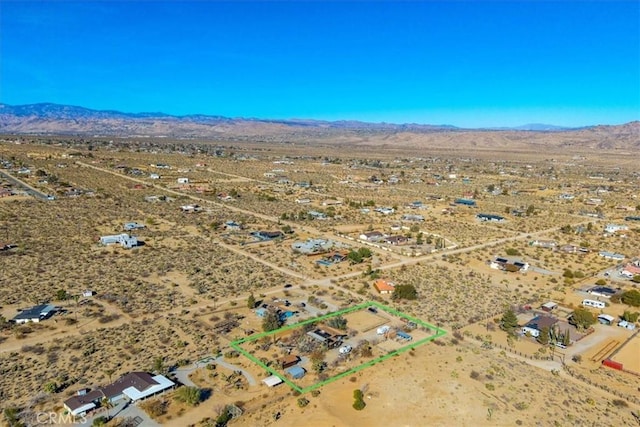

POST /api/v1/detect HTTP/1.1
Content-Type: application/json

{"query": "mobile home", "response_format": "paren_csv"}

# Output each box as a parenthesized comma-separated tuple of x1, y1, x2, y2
(582, 299, 606, 309)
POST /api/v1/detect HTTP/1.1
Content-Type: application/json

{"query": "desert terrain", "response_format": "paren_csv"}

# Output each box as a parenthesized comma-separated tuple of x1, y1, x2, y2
(0, 133, 639, 427)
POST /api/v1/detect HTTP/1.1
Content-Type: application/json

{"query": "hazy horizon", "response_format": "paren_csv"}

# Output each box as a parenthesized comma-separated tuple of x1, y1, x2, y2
(2, 1, 639, 128)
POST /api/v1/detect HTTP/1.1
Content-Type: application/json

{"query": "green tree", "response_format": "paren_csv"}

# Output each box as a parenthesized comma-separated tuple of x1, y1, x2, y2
(92, 416, 107, 427)
(500, 308, 519, 334)
(347, 250, 363, 264)
(152, 356, 167, 375)
(526, 205, 535, 216)
(262, 310, 283, 332)
(357, 247, 372, 258)
(56, 289, 68, 301)
(621, 290, 640, 307)
(622, 311, 640, 323)
(326, 315, 347, 330)
(392, 284, 417, 300)
(352, 389, 366, 410)
(44, 381, 57, 393)
(562, 329, 571, 346)
(631, 275, 640, 284)
(569, 308, 596, 331)
(175, 386, 202, 406)
(537, 326, 550, 345)
(3, 407, 25, 427)
(247, 293, 256, 309)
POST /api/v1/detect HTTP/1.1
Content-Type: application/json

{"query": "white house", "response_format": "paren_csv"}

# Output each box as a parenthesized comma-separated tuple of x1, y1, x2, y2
(359, 231, 385, 242)
(149, 173, 160, 179)
(100, 234, 138, 249)
(605, 224, 629, 234)
(177, 177, 189, 184)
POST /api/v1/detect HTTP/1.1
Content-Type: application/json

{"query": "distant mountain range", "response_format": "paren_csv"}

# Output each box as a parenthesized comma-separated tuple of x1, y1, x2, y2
(0, 102, 637, 150)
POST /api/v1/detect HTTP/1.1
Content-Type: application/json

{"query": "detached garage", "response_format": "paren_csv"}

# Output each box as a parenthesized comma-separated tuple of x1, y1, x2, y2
(262, 375, 283, 387)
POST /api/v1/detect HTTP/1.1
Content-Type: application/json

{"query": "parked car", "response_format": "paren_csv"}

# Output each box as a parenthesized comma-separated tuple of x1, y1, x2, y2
(284, 284, 293, 288)
(339, 345, 352, 355)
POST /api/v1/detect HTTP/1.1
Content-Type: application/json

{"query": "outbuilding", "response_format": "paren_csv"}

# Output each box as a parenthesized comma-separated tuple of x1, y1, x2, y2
(286, 366, 306, 379)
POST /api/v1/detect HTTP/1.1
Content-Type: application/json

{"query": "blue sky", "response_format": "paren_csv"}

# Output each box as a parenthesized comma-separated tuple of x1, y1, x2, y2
(1, 1, 638, 127)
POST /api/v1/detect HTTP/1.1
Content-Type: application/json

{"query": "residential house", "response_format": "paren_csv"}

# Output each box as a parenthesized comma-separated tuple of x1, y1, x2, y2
(177, 177, 189, 184)
(476, 213, 505, 222)
(359, 231, 385, 242)
(454, 198, 476, 206)
(522, 316, 558, 338)
(599, 251, 625, 261)
(383, 235, 408, 246)
(99, 234, 138, 249)
(180, 204, 201, 213)
(251, 231, 284, 241)
(530, 240, 557, 249)
(123, 222, 145, 231)
(291, 239, 334, 255)
(604, 224, 629, 234)
(11, 304, 56, 324)
(295, 198, 311, 204)
(401, 214, 424, 222)
(63, 372, 175, 417)
(373, 279, 396, 294)
(224, 221, 242, 231)
(597, 314, 615, 325)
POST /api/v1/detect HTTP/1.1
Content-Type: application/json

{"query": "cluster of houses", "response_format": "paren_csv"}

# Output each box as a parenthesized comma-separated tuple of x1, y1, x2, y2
(63, 372, 176, 417)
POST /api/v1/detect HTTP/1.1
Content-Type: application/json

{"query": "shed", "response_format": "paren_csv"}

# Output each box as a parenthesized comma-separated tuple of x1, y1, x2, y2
(278, 354, 300, 369)
(286, 366, 305, 379)
(255, 308, 267, 317)
(541, 302, 558, 312)
(262, 375, 283, 387)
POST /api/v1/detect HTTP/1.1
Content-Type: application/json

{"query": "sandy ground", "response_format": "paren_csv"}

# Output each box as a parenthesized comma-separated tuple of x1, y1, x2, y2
(611, 333, 640, 373)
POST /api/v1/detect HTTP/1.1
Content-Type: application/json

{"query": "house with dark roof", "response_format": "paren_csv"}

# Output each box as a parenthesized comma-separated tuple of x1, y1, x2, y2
(11, 304, 56, 324)
(63, 372, 175, 417)
(522, 316, 558, 338)
(476, 213, 505, 222)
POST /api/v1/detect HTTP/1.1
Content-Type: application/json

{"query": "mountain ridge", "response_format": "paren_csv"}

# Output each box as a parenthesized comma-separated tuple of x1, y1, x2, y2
(0, 103, 638, 151)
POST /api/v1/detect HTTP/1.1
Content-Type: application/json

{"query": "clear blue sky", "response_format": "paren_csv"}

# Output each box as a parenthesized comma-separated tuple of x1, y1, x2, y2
(1, 1, 639, 127)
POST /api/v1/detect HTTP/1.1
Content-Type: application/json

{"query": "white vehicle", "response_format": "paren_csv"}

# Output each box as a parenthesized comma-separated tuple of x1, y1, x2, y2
(339, 345, 352, 355)
(376, 325, 390, 335)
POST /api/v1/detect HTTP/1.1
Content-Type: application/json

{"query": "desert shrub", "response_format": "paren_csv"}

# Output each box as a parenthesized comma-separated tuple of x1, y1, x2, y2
(174, 386, 202, 406)
(297, 397, 309, 408)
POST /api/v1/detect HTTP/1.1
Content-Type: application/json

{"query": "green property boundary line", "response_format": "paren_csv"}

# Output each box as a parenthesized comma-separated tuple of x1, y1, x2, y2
(230, 300, 447, 393)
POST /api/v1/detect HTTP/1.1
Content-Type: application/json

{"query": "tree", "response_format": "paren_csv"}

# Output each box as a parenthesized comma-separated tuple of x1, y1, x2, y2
(247, 293, 256, 309)
(347, 250, 363, 264)
(326, 315, 347, 330)
(500, 308, 518, 334)
(92, 416, 107, 427)
(101, 397, 113, 420)
(152, 356, 167, 375)
(392, 284, 417, 301)
(44, 381, 57, 393)
(175, 386, 202, 406)
(352, 389, 366, 410)
(622, 311, 640, 323)
(56, 289, 68, 301)
(526, 205, 535, 216)
(537, 326, 550, 345)
(562, 329, 571, 347)
(262, 310, 283, 332)
(632, 275, 640, 284)
(3, 408, 24, 427)
(103, 368, 115, 383)
(621, 290, 640, 307)
(569, 308, 596, 331)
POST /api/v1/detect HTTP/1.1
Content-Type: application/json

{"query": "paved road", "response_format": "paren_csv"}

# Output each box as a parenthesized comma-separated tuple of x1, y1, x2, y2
(0, 169, 51, 200)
